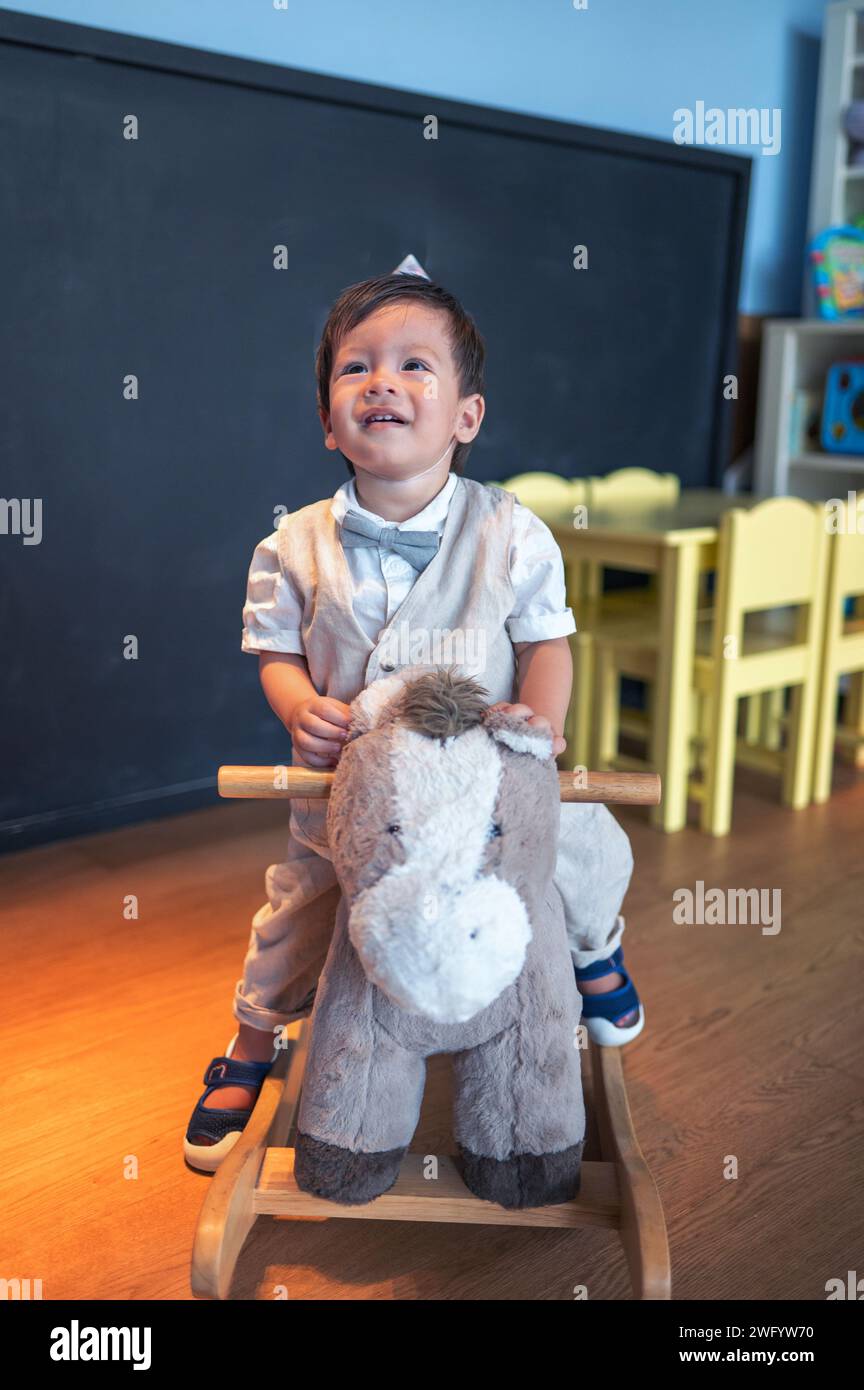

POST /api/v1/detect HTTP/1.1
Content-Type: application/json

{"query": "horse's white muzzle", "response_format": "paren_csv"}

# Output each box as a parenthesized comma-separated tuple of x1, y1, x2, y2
(347, 869, 532, 1024)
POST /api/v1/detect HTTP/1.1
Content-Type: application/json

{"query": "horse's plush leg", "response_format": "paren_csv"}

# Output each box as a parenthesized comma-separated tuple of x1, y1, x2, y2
(295, 1018, 426, 1204)
(451, 1012, 585, 1209)
(294, 896, 427, 1204)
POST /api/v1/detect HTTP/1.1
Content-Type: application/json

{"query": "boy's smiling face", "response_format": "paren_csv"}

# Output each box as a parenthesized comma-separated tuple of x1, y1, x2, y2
(320, 302, 484, 482)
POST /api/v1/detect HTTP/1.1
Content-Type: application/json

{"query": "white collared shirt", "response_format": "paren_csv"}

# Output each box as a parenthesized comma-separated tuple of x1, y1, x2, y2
(241, 474, 576, 654)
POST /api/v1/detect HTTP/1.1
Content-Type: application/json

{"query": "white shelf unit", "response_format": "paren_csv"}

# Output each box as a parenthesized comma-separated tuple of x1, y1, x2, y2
(756, 4, 864, 497)
(808, 2, 864, 244)
(753, 317, 864, 498)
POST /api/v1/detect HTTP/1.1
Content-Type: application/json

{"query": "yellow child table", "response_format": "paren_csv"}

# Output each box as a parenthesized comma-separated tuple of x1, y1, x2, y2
(546, 489, 767, 833)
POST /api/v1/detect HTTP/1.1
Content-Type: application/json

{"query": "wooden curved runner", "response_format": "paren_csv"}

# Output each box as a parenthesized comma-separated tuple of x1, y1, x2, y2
(190, 765, 670, 1300)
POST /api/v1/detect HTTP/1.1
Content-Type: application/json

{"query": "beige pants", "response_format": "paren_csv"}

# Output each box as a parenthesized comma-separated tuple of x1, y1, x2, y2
(233, 801, 634, 1034)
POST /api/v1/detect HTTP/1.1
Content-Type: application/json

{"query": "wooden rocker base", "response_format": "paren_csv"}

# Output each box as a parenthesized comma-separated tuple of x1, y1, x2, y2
(191, 1017, 671, 1301)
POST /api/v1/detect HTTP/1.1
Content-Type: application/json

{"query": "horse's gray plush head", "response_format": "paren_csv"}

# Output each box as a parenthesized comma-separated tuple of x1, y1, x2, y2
(326, 664, 560, 1025)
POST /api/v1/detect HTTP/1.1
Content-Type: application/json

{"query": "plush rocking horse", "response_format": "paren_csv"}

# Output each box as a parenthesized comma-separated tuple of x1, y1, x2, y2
(293, 664, 586, 1210)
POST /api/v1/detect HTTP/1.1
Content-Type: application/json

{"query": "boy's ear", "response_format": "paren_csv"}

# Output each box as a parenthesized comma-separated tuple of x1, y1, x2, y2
(455, 392, 485, 443)
(481, 706, 554, 762)
(319, 406, 337, 450)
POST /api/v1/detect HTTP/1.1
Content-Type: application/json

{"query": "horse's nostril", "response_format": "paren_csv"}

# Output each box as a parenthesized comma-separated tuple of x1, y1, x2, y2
(470, 930, 478, 939)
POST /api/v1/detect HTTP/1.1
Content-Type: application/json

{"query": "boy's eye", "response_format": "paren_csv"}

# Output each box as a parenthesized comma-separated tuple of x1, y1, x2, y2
(339, 359, 429, 374)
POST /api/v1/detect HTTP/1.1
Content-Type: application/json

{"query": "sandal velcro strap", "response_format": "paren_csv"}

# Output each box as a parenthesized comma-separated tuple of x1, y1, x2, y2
(573, 945, 624, 983)
(185, 1053, 276, 1151)
(201, 1056, 275, 1089)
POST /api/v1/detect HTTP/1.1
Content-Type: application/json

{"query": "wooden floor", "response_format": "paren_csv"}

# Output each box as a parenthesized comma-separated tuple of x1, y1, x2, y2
(3, 763, 862, 1301)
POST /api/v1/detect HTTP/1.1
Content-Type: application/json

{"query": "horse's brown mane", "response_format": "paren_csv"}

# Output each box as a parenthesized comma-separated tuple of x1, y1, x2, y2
(394, 667, 490, 740)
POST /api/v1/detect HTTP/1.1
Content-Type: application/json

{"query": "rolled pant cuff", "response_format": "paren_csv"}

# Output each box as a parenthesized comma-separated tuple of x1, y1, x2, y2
(232, 987, 316, 1035)
(569, 914, 626, 971)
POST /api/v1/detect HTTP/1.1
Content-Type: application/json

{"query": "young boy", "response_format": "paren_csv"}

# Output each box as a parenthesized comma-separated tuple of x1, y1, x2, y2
(184, 273, 644, 1171)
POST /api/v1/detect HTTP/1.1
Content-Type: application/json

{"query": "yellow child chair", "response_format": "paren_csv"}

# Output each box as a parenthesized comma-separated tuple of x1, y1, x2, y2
(567, 469, 683, 767)
(492, 467, 678, 603)
(813, 495, 864, 802)
(836, 660, 864, 769)
(589, 498, 829, 836)
(579, 469, 683, 757)
(491, 470, 679, 773)
(490, 471, 589, 516)
(587, 467, 680, 511)
(574, 468, 681, 603)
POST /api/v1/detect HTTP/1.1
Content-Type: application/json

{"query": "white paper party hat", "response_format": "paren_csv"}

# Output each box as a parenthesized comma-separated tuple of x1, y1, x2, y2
(392, 253, 430, 279)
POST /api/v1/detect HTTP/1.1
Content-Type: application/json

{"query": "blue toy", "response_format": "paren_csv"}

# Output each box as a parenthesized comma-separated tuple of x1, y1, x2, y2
(820, 360, 864, 454)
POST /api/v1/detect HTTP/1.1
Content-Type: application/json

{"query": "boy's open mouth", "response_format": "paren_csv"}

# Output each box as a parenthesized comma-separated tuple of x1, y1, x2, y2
(362, 410, 408, 428)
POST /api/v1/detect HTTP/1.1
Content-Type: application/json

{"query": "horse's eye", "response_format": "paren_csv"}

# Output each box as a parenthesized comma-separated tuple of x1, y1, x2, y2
(387, 823, 401, 835)
(489, 822, 502, 838)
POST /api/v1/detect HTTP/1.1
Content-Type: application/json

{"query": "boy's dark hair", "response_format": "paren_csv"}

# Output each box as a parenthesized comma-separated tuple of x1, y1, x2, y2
(315, 273, 485, 477)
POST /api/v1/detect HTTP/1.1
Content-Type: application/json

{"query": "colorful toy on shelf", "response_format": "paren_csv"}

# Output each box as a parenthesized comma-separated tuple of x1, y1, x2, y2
(820, 360, 864, 455)
(809, 226, 864, 318)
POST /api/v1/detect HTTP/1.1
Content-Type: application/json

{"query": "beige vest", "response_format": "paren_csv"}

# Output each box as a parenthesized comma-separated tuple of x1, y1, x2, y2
(278, 476, 519, 855)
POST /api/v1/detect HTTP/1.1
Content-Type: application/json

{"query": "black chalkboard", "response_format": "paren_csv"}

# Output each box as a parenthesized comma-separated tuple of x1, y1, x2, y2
(0, 10, 749, 852)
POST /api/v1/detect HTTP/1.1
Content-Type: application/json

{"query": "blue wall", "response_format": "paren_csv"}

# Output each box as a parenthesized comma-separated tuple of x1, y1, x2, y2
(6, 0, 829, 313)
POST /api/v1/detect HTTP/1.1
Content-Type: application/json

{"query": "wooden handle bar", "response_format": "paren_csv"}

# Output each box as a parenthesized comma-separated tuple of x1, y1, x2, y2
(217, 765, 661, 806)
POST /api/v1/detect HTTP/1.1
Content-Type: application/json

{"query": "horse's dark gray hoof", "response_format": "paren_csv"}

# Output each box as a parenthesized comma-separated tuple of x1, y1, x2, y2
(456, 1139, 584, 1208)
(294, 1130, 406, 1205)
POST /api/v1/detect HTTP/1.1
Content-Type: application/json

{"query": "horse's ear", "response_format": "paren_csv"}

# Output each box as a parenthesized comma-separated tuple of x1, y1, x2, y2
(481, 706, 554, 762)
(343, 671, 411, 744)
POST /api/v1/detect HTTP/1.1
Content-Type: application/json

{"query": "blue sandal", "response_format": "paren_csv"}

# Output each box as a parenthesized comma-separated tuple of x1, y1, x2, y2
(183, 1033, 281, 1173)
(574, 945, 645, 1046)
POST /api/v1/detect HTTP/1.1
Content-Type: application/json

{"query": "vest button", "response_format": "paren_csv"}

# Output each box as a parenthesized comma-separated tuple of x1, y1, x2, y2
(380, 659, 395, 671)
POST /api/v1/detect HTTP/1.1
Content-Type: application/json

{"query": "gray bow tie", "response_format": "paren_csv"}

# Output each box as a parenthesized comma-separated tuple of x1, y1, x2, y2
(339, 507, 441, 573)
